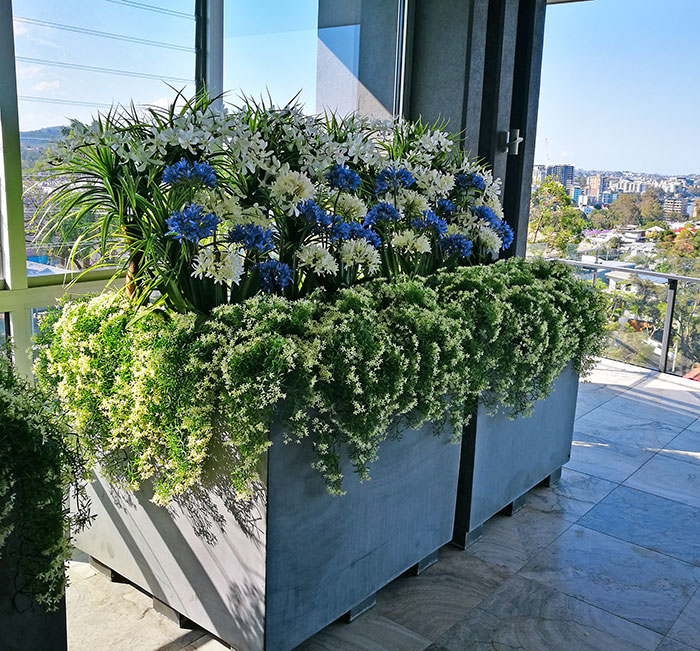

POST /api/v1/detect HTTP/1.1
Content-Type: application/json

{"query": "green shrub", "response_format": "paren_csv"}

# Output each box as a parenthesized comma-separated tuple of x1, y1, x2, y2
(0, 350, 90, 611)
(35, 259, 606, 503)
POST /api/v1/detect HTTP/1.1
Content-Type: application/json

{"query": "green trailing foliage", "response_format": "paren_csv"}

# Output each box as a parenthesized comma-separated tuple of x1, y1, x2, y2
(0, 350, 90, 611)
(35, 259, 606, 504)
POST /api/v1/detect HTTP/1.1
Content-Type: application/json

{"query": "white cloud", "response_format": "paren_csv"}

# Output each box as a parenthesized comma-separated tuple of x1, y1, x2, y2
(32, 80, 61, 92)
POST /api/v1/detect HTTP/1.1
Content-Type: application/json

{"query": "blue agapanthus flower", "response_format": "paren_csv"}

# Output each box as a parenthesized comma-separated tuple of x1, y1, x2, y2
(228, 223, 275, 253)
(455, 172, 485, 192)
(364, 202, 400, 227)
(326, 164, 362, 192)
(374, 166, 415, 193)
(440, 234, 473, 259)
(166, 204, 219, 243)
(162, 158, 217, 188)
(255, 259, 293, 293)
(329, 218, 381, 248)
(495, 220, 514, 250)
(473, 205, 500, 229)
(436, 198, 456, 217)
(297, 200, 332, 228)
(411, 210, 448, 238)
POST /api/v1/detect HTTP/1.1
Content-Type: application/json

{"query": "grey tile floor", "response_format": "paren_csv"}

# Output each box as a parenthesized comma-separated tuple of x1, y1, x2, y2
(67, 358, 700, 651)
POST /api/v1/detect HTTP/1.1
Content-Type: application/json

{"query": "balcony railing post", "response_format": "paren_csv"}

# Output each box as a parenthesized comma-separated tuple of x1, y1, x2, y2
(659, 278, 678, 374)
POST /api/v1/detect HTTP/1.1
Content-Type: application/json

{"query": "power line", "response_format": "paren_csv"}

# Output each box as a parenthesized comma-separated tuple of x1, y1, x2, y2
(16, 56, 194, 84)
(13, 16, 195, 53)
(104, 0, 195, 20)
(19, 96, 114, 109)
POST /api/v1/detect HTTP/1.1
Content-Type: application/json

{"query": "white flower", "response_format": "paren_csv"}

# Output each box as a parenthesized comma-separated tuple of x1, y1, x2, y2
(477, 224, 502, 260)
(392, 230, 431, 254)
(396, 189, 429, 217)
(410, 167, 455, 198)
(270, 170, 315, 205)
(297, 243, 338, 276)
(340, 239, 381, 274)
(192, 246, 244, 285)
(335, 193, 367, 221)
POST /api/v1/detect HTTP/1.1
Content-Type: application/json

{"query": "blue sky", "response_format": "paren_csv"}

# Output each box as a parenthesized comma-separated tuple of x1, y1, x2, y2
(535, 0, 700, 175)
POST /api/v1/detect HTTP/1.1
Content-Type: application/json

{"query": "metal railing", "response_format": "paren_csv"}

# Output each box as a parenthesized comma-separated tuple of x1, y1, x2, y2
(558, 259, 700, 375)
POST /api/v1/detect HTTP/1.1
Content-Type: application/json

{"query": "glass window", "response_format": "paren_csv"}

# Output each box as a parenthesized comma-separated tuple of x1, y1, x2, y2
(223, 0, 403, 118)
(12, 0, 196, 277)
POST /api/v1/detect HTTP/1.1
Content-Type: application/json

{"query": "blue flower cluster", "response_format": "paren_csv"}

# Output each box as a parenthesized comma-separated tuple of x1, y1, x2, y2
(374, 166, 415, 193)
(162, 158, 217, 188)
(326, 164, 361, 192)
(329, 218, 381, 248)
(166, 204, 219, 243)
(411, 210, 448, 237)
(435, 198, 456, 217)
(255, 259, 293, 293)
(297, 200, 332, 228)
(474, 205, 513, 250)
(440, 234, 473, 259)
(363, 202, 400, 227)
(228, 223, 275, 253)
(455, 172, 485, 192)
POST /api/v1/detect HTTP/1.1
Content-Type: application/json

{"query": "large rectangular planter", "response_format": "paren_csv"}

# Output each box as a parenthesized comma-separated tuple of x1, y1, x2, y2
(74, 418, 461, 650)
(453, 364, 579, 547)
(0, 539, 67, 651)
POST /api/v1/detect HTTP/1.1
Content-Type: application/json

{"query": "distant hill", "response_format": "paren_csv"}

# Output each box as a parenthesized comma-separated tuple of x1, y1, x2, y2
(20, 125, 68, 169)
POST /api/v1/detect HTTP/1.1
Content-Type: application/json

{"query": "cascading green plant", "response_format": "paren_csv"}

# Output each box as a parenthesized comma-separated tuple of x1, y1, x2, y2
(35, 259, 606, 504)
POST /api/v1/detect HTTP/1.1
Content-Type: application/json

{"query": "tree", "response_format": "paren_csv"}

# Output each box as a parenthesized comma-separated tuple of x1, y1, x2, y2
(528, 178, 586, 255)
(609, 193, 641, 226)
(589, 208, 614, 230)
(639, 188, 664, 225)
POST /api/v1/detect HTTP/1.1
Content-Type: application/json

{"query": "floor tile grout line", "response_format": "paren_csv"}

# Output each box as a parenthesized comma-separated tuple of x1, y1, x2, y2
(661, 583, 700, 651)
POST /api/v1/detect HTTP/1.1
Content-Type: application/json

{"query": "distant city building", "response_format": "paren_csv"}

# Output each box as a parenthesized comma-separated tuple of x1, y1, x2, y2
(600, 191, 619, 205)
(532, 165, 547, 186)
(532, 164, 574, 189)
(663, 198, 688, 215)
(569, 185, 582, 203)
(587, 174, 607, 198)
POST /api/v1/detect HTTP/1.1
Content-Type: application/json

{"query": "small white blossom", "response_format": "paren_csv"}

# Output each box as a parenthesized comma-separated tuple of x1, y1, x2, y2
(477, 224, 502, 260)
(297, 243, 338, 276)
(270, 169, 315, 206)
(396, 189, 429, 217)
(392, 230, 431, 255)
(335, 193, 367, 221)
(192, 246, 244, 285)
(340, 239, 381, 274)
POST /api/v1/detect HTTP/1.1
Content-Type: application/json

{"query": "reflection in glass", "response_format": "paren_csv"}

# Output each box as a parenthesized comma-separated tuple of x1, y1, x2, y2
(667, 281, 700, 381)
(224, 0, 402, 119)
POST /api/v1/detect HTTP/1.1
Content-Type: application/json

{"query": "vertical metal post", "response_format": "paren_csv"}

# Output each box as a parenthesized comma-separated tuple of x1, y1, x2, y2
(659, 278, 678, 374)
(195, 0, 224, 108)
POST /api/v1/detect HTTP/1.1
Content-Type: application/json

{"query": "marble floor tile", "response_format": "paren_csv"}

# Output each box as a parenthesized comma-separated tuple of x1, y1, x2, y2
(667, 590, 700, 649)
(574, 406, 682, 451)
(661, 428, 700, 467)
(519, 526, 700, 635)
(465, 506, 572, 572)
(624, 455, 700, 510)
(633, 377, 700, 411)
(295, 611, 431, 651)
(526, 468, 617, 523)
(575, 386, 624, 419)
(374, 547, 511, 641)
(578, 486, 700, 566)
(657, 638, 699, 651)
(435, 576, 661, 651)
(566, 433, 655, 483)
(601, 390, 699, 431)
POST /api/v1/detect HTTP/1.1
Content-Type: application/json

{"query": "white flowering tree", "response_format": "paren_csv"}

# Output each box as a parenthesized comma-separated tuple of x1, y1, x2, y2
(38, 93, 512, 314)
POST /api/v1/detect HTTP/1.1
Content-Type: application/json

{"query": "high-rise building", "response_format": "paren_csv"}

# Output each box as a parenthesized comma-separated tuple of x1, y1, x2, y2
(663, 198, 688, 215)
(587, 174, 607, 198)
(533, 165, 547, 186)
(547, 164, 575, 190)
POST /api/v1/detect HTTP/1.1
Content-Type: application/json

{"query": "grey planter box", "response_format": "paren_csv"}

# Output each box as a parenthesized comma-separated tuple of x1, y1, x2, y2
(74, 418, 461, 651)
(453, 365, 579, 548)
(0, 540, 67, 651)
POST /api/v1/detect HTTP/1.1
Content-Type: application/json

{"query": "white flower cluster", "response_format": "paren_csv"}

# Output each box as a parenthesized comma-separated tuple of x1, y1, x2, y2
(410, 167, 455, 199)
(340, 239, 381, 274)
(270, 169, 315, 208)
(335, 193, 367, 221)
(392, 230, 432, 255)
(192, 247, 244, 285)
(297, 243, 339, 276)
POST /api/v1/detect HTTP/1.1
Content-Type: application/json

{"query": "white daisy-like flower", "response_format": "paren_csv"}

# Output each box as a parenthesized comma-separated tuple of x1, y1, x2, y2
(192, 246, 244, 285)
(335, 193, 367, 221)
(270, 169, 315, 205)
(340, 238, 381, 274)
(392, 230, 431, 255)
(297, 243, 338, 276)
(396, 189, 429, 217)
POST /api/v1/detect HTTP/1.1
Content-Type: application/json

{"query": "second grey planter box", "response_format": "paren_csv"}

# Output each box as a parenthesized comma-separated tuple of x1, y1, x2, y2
(453, 365, 579, 547)
(74, 418, 461, 651)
